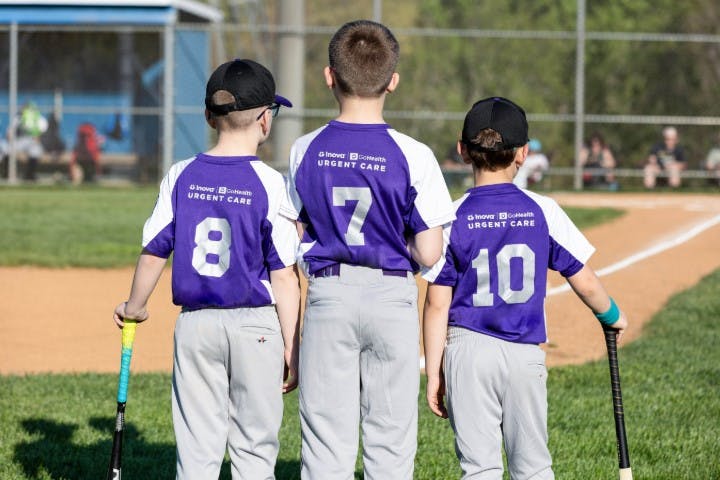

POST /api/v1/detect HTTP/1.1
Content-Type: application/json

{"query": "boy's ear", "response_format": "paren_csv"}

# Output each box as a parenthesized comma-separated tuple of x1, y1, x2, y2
(457, 140, 472, 164)
(386, 72, 400, 93)
(324, 66, 335, 89)
(515, 143, 529, 167)
(205, 109, 216, 129)
(258, 109, 272, 137)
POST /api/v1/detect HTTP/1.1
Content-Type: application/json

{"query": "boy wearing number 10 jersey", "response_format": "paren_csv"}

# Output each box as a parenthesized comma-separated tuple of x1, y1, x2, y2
(422, 97, 628, 479)
(283, 20, 455, 480)
(112, 59, 300, 479)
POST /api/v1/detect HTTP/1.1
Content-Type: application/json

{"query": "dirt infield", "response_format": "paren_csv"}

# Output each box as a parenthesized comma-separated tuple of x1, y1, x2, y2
(1, 192, 719, 374)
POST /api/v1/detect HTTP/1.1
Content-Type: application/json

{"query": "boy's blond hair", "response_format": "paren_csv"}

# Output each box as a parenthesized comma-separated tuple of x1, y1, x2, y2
(208, 90, 260, 130)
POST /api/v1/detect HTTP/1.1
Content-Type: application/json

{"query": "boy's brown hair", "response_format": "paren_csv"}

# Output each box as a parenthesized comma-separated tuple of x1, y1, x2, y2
(463, 129, 518, 172)
(328, 20, 399, 97)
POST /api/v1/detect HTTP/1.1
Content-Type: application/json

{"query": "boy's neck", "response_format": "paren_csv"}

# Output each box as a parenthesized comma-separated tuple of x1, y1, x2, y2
(473, 164, 518, 187)
(335, 95, 387, 124)
(205, 130, 259, 157)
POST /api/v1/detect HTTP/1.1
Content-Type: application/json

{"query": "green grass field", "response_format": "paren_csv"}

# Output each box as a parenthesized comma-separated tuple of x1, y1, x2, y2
(0, 186, 623, 268)
(1, 269, 718, 479)
(0, 186, 157, 268)
(5, 186, 708, 479)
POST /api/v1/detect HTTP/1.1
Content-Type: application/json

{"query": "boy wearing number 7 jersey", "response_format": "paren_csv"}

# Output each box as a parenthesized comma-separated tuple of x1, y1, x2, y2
(282, 20, 455, 479)
(422, 97, 628, 480)
(112, 59, 300, 479)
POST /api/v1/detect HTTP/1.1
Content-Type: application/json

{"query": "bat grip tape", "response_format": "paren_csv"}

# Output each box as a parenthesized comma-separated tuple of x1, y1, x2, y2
(117, 347, 133, 403)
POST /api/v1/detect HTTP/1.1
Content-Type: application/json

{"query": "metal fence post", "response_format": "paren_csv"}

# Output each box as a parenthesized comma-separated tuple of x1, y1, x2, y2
(7, 22, 18, 184)
(574, 0, 586, 191)
(162, 22, 175, 178)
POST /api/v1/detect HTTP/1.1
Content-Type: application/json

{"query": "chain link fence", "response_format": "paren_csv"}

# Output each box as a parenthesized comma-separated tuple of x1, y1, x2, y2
(2, 5, 719, 189)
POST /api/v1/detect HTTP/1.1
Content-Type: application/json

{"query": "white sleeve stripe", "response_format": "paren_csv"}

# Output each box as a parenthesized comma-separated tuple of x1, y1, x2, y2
(142, 157, 195, 247)
(250, 161, 299, 268)
(285, 126, 327, 220)
(524, 190, 595, 263)
(386, 129, 456, 228)
(423, 211, 458, 229)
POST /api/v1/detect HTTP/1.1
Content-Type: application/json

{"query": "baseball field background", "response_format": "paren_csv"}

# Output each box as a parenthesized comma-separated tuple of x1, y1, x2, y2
(0, 186, 718, 479)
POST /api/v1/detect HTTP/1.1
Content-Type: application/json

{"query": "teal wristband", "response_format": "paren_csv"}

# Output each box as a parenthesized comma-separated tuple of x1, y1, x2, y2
(595, 298, 620, 325)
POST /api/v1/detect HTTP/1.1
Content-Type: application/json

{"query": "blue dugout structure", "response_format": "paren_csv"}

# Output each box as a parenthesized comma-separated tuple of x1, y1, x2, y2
(0, 0, 222, 183)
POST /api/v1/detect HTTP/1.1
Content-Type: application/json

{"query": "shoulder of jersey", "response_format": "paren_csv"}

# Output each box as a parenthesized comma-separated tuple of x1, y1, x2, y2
(249, 159, 285, 183)
(295, 125, 327, 148)
(165, 156, 196, 180)
(452, 192, 470, 211)
(386, 128, 433, 154)
(519, 188, 562, 214)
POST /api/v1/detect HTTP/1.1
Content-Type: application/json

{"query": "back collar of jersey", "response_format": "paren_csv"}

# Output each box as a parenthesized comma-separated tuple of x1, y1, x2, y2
(195, 153, 259, 164)
(328, 120, 390, 130)
(466, 183, 520, 195)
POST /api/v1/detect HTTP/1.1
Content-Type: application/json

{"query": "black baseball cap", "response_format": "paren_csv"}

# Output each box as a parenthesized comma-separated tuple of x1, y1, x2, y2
(461, 97, 528, 152)
(205, 59, 292, 116)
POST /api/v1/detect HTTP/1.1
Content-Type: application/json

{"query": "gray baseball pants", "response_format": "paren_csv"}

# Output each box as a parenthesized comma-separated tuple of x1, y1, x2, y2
(299, 264, 419, 480)
(172, 306, 284, 480)
(445, 327, 554, 480)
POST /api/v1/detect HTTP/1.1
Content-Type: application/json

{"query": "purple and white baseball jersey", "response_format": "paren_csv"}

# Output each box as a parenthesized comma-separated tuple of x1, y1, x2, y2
(282, 121, 455, 275)
(142, 154, 298, 310)
(423, 183, 595, 344)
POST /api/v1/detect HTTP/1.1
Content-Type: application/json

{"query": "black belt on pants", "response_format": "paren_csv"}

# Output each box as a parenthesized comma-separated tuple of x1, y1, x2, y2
(313, 263, 408, 278)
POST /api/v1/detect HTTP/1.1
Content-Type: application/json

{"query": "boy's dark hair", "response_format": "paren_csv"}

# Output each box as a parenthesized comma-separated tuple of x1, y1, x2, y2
(464, 129, 517, 172)
(328, 20, 399, 97)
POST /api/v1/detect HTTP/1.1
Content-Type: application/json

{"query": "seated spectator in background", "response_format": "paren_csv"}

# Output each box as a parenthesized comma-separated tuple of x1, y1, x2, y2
(70, 122, 104, 184)
(39, 110, 66, 163)
(579, 131, 617, 190)
(513, 138, 549, 189)
(705, 131, 720, 187)
(0, 102, 48, 181)
(644, 126, 686, 189)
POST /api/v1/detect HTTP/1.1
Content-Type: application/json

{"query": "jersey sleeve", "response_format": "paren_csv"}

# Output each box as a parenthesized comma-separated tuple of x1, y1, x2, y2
(142, 158, 193, 258)
(253, 163, 299, 271)
(280, 139, 306, 221)
(531, 193, 595, 277)
(388, 131, 456, 232)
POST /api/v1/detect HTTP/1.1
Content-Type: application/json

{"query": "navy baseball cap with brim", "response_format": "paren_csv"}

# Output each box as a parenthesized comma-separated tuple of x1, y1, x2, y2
(205, 59, 292, 116)
(461, 97, 528, 152)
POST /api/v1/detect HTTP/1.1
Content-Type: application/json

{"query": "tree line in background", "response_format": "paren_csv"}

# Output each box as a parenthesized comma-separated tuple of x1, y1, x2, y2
(218, 0, 720, 173)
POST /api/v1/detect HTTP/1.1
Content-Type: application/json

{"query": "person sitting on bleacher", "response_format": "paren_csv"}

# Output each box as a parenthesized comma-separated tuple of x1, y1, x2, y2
(0, 102, 47, 181)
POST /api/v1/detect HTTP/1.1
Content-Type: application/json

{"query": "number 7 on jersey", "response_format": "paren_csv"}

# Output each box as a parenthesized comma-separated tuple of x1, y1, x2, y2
(333, 186, 372, 246)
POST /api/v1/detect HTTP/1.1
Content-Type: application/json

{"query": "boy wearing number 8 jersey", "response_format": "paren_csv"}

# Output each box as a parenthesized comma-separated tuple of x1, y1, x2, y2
(112, 59, 300, 479)
(282, 20, 455, 480)
(422, 97, 628, 480)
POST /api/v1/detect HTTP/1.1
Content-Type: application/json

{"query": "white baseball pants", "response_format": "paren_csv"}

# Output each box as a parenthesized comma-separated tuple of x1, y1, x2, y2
(299, 264, 419, 480)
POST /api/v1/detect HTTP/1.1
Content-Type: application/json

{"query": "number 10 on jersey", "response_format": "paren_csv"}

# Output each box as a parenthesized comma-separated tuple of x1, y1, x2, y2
(472, 244, 535, 307)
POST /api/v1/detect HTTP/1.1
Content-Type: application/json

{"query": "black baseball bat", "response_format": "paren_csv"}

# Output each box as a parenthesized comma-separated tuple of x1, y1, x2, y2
(603, 324, 633, 480)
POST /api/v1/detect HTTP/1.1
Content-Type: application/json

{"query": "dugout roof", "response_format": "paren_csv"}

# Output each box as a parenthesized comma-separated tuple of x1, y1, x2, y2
(0, 0, 222, 25)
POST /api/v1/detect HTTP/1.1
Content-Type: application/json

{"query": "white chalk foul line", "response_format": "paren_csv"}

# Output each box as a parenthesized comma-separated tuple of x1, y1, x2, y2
(547, 213, 720, 297)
